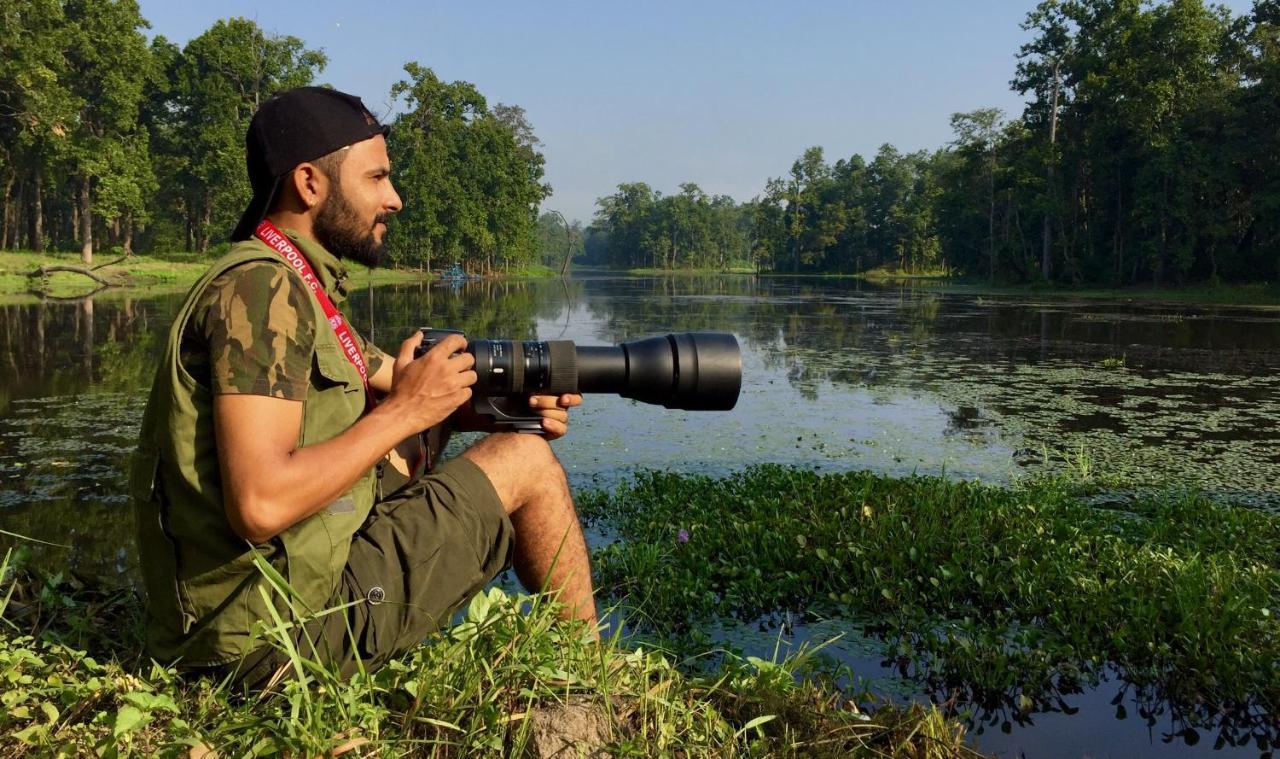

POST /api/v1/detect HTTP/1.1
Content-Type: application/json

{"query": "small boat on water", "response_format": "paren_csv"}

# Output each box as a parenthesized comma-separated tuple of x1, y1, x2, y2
(439, 262, 478, 282)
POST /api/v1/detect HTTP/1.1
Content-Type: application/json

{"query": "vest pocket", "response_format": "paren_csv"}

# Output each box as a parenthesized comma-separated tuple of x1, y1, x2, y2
(134, 479, 189, 650)
(314, 346, 360, 391)
(128, 447, 160, 502)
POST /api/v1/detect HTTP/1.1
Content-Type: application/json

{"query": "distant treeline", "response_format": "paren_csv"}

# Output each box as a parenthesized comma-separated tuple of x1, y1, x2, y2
(0, 1, 548, 272)
(583, 0, 1280, 285)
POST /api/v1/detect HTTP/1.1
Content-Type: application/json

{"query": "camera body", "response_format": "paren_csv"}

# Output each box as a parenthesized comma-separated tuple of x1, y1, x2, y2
(415, 327, 742, 433)
(416, 327, 559, 432)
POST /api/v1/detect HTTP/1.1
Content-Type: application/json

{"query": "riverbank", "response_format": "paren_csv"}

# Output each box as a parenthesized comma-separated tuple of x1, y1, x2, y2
(0, 549, 974, 757)
(933, 278, 1280, 306)
(784, 269, 1280, 305)
(0, 250, 429, 306)
(595, 264, 1280, 306)
(626, 265, 757, 275)
(0, 251, 562, 306)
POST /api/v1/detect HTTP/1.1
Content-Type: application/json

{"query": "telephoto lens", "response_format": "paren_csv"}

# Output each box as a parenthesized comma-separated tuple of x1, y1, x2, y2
(418, 329, 742, 412)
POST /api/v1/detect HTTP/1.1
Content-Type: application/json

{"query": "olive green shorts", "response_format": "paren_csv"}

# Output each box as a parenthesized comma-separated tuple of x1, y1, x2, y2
(221, 456, 513, 688)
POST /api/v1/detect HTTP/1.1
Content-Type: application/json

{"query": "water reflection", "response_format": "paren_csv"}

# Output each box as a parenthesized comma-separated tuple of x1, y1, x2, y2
(5, 275, 1280, 571)
(663, 608, 1276, 758)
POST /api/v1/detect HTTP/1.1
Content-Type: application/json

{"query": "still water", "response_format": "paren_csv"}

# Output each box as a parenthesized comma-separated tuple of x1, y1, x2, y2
(0, 273, 1277, 756)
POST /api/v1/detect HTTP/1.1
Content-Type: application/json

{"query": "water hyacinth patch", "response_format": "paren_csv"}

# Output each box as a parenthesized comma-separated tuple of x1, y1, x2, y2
(581, 465, 1280, 740)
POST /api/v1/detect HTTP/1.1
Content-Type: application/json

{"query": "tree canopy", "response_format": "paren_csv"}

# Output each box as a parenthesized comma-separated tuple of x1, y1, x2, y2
(2, 0, 1275, 286)
(583, 0, 1280, 285)
(0, 8, 549, 273)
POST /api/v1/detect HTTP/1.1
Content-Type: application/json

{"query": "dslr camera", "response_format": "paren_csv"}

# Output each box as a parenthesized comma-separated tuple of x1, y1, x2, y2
(415, 329, 742, 432)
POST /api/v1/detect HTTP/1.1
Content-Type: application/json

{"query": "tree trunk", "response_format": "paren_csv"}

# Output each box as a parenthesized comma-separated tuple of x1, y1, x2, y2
(123, 215, 134, 255)
(1041, 61, 1059, 281)
(31, 166, 44, 252)
(79, 176, 93, 265)
(198, 194, 212, 254)
(1, 173, 12, 251)
(1156, 174, 1168, 286)
(988, 160, 996, 282)
(71, 187, 79, 248)
(12, 178, 25, 249)
(1113, 188, 1124, 286)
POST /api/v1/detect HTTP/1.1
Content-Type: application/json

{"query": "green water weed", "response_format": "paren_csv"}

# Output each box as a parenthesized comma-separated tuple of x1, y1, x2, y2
(583, 466, 1280, 716)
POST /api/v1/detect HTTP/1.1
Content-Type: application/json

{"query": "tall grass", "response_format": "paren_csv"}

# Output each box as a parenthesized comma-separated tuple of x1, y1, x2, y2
(0, 545, 979, 757)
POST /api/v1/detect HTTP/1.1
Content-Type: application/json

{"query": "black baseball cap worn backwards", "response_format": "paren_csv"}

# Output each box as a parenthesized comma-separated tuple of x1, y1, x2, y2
(231, 86, 390, 242)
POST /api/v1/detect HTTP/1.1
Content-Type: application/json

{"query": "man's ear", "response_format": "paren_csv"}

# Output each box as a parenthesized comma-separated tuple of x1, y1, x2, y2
(288, 162, 329, 210)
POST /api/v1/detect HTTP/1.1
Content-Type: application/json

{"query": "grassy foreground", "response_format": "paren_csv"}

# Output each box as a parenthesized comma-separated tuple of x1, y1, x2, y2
(584, 467, 1279, 730)
(6, 466, 1275, 755)
(0, 548, 976, 757)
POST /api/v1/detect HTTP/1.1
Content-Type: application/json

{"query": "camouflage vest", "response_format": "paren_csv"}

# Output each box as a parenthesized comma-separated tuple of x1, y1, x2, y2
(131, 234, 377, 667)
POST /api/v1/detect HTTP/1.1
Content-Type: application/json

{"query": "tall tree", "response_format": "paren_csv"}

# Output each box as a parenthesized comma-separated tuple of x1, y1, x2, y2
(62, 0, 157, 263)
(171, 18, 325, 253)
(388, 63, 549, 273)
(1015, 0, 1074, 281)
(0, 0, 76, 252)
(950, 109, 1004, 281)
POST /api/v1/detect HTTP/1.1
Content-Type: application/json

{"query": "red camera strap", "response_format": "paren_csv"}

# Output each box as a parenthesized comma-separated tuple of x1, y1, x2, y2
(254, 219, 372, 405)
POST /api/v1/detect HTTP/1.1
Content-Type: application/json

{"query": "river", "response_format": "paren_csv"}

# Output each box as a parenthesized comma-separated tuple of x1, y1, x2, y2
(1, 273, 1277, 757)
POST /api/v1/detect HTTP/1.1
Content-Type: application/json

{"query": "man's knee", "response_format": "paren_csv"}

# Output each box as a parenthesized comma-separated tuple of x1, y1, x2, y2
(461, 432, 568, 509)
(475, 431, 560, 469)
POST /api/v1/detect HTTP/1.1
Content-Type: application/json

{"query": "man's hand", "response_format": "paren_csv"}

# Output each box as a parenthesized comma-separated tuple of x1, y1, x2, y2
(529, 394, 582, 440)
(382, 332, 477, 434)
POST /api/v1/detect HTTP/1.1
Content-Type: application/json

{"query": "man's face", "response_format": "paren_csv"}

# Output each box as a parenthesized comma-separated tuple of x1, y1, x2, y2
(312, 135, 402, 267)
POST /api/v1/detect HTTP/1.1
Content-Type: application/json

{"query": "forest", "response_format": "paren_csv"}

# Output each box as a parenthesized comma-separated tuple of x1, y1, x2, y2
(3, 1, 1278, 285)
(585, 0, 1280, 285)
(0, 1, 549, 274)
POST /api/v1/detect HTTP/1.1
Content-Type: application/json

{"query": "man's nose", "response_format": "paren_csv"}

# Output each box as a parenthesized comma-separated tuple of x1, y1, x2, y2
(385, 183, 403, 214)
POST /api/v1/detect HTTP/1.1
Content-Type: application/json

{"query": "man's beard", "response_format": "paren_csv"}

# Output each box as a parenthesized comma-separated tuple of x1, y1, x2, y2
(312, 182, 388, 267)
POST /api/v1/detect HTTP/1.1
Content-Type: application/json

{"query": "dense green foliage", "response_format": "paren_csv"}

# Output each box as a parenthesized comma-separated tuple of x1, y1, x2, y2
(586, 0, 1280, 285)
(535, 210, 584, 271)
(583, 466, 1279, 738)
(385, 69, 550, 274)
(4, 0, 1275, 283)
(0, 552, 976, 757)
(588, 182, 753, 271)
(0, 6, 549, 272)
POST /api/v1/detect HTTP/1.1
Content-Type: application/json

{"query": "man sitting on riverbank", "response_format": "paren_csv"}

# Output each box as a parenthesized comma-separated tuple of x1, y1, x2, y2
(131, 87, 596, 686)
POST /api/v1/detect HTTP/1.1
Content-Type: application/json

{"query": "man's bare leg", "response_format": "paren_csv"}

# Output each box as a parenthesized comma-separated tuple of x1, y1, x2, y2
(460, 433, 598, 630)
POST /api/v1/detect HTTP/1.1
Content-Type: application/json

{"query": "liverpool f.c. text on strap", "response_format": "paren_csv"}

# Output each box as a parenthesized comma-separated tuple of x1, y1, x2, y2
(254, 219, 372, 400)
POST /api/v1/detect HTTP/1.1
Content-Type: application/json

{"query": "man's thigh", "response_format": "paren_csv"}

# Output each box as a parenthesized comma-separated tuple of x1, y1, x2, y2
(340, 455, 515, 667)
(222, 455, 514, 687)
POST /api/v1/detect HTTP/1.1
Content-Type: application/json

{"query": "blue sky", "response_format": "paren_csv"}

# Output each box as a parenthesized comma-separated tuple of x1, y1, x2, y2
(140, 1, 1254, 224)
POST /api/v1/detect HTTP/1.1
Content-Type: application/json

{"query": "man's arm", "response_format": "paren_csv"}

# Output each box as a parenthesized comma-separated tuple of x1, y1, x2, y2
(366, 341, 394, 393)
(217, 333, 475, 543)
